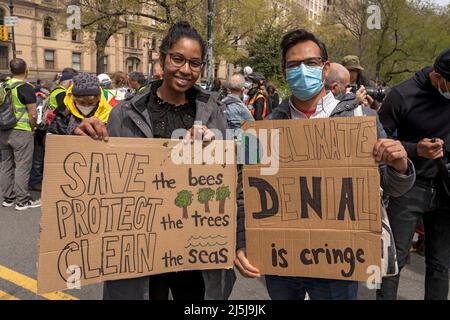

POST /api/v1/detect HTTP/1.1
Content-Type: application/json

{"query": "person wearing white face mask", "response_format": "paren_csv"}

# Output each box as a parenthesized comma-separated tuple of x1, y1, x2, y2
(48, 73, 111, 136)
(378, 47, 450, 300)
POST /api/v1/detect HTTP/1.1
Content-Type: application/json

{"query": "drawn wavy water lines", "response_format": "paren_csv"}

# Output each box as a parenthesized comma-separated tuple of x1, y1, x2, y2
(187, 235, 227, 242)
(185, 242, 228, 248)
(185, 235, 228, 248)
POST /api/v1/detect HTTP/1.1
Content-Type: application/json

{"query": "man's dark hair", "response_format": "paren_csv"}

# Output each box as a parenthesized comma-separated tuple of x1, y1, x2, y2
(280, 29, 328, 70)
(128, 71, 146, 86)
(0, 73, 9, 83)
(159, 21, 207, 63)
(10, 58, 27, 76)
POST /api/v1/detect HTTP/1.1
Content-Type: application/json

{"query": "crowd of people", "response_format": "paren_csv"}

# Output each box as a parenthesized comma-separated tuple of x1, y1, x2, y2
(0, 20, 449, 300)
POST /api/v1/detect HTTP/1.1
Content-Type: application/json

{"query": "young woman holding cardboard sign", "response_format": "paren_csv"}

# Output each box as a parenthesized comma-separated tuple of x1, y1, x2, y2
(73, 22, 235, 300)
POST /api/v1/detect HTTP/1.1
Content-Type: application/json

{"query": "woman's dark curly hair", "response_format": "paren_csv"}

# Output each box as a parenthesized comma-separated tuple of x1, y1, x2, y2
(159, 21, 207, 62)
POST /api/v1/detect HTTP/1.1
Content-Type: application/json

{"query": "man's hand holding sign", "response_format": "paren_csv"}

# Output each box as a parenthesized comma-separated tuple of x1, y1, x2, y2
(235, 117, 411, 282)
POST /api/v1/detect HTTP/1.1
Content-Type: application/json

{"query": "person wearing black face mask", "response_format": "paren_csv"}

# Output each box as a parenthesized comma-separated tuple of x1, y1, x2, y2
(246, 72, 269, 120)
(378, 47, 450, 301)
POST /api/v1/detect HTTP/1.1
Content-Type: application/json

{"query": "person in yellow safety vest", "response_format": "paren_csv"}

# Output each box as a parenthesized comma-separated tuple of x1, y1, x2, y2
(0, 58, 41, 211)
(48, 73, 111, 136)
(245, 72, 269, 120)
(128, 71, 147, 93)
(49, 69, 79, 110)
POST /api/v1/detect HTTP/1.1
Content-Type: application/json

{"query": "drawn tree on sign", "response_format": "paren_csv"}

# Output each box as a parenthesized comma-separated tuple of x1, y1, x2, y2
(175, 190, 193, 219)
(216, 186, 231, 214)
(197, 188, 215, 213)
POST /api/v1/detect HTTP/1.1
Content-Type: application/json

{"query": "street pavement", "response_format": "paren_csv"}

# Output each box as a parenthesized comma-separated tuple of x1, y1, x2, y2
(0, 192, 448, 300)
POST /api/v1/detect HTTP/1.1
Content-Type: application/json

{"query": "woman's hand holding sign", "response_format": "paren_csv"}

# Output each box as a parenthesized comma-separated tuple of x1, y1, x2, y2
(184, 123, 216, 144)
(235, 248, 261, 278)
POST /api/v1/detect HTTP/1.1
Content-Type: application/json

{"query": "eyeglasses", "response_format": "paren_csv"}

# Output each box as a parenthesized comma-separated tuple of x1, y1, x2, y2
(285, 57, 324, 69)
(164, 52, 204, 72)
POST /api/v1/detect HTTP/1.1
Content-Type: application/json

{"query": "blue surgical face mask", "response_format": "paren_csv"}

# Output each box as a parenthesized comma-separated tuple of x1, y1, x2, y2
(286, 64, 325, 101)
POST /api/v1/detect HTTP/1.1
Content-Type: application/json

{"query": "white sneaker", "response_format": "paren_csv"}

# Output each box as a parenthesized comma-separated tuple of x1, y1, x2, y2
(15, 199, 41, 211)
(2, 199, 15, 207)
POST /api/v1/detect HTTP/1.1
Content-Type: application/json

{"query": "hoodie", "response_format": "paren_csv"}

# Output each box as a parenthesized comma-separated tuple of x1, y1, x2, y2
(379, 67, 450, 179)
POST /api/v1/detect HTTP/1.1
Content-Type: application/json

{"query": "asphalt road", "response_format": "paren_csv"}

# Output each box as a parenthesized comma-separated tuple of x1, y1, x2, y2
(0, 191, 448, 300)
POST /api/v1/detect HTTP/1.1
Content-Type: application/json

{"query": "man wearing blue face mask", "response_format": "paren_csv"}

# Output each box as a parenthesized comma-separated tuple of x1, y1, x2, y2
(378, 48, 450, 300)
(234, 29, 416, 300)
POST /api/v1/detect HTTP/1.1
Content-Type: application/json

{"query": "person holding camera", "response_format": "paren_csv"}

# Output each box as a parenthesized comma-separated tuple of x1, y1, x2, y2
(378, 48, 450, 300)
(342, 55, 381, 111)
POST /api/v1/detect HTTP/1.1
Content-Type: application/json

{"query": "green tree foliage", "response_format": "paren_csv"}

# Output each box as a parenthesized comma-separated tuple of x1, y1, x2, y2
(235, 1, 310, 86)
(60, 0, 449, 86)
(175, 190, 193, 219)
(216, 186, 231, 214)
(236, 25, 285, 84)
(197, 188, 215, 213)
(318, 0, 450, 85)
(62, 0, 200, 74)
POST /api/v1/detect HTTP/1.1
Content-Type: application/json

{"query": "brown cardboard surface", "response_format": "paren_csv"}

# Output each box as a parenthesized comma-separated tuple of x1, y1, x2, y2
(37, 135, 237, 294)
(243, 168, 380, 232)
(246, 229, 381, 282)
(241, 117, 378, 169)
(243, 117, 382, 282)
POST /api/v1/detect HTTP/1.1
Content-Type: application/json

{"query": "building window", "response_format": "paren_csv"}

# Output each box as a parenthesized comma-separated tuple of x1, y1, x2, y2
(151, 10, 157, 26)
(71, 30, 81, 42)
(72, 52, 81, 71)
(129, 32, 136, 48)
(0, 8, 5, 25)
(126, 57, 140, 73)
(0, 46, 8, 69)
(44, 49, 55, 69)
(43, 17, 55, 38)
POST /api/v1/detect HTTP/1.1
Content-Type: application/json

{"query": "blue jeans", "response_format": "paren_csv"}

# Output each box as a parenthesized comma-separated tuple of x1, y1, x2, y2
(377, 182, 450, 300)
(266, 276, 358, 300)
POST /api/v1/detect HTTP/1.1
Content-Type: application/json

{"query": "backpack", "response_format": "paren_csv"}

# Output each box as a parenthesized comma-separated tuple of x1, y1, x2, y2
(36, 94, 52, 130)
(0, 81, 26, 130)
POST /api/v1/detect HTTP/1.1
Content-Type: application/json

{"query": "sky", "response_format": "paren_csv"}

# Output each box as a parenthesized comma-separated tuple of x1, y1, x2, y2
(433, 0, 450, 6)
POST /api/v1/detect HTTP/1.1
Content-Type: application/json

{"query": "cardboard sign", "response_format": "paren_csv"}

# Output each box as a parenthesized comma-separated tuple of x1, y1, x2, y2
(242, 117, 381, 282)
(37, 136, 237, 294)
